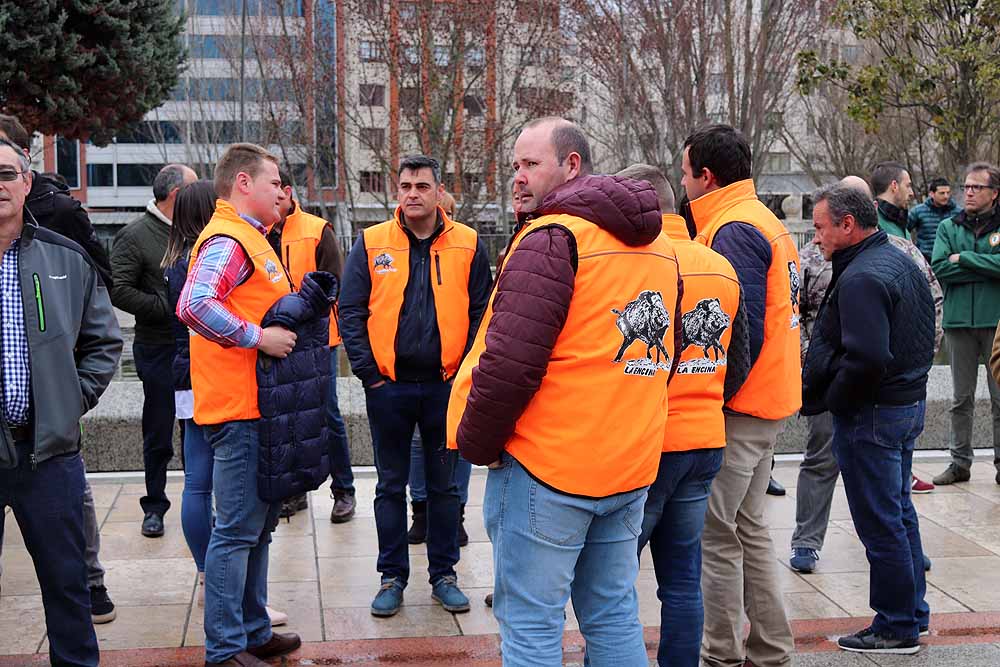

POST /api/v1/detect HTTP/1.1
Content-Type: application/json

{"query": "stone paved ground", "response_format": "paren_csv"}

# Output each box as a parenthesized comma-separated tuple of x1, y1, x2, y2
(3, 455, 1000, 664)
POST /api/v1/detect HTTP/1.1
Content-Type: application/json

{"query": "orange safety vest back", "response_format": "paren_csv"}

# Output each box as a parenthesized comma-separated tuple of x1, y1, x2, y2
(363, 207, 478, 382)
(279, 207, 341, 346)
(447, 214, 681, 497)
(661, 214, 741, 451)
(691, 180, 802, 420)
(189, 200, 292, 425)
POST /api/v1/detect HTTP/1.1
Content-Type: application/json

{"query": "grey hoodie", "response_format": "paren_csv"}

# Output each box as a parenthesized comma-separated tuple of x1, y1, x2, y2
(0, 215, 122, 468)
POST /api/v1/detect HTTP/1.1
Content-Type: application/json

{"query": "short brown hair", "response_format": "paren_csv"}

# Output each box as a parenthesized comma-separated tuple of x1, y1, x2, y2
(0, 114, 30, 151)
(616, 163, 675, 213)
(214, 143, 279, 198)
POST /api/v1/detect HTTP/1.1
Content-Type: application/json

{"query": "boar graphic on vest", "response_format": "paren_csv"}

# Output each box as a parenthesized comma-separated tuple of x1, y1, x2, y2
(373, 252, 395, 274)
(680, 297, 730, 360)
(611, 290, 671, 366)
(788, 261, 801, 308)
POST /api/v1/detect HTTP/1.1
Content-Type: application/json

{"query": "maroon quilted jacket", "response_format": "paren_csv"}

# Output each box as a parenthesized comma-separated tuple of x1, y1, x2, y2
(456, 174, 676, 466)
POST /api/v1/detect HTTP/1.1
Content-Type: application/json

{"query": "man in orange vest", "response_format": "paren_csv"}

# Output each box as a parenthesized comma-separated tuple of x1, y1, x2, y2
(681, 125, 800, 667)
(618, 163, 750, 667)
(448, 118, 682, 666)
(339, 155, 492, 618)
(268, 169, 356, 524)
(177, 144, 302, 667)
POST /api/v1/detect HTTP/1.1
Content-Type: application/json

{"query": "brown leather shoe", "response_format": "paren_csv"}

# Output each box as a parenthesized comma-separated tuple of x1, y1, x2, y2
(205, 651, 270, 666)
(247, 631, 302, 659)
(330, 491, 356, 523)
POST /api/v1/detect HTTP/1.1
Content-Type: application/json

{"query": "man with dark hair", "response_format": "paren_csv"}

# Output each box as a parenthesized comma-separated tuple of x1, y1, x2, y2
(871, 161, 913, 238)
(0, 136, 122, 667)
(803, 183, 934, 655)
(681, 123, 800, 667)
(267, 169, 355, 523)
(908, 177, 959, 260)
(111, 162, 196, 538)
(340, 154, 492, 618)
(932, 162, 1000, 486)
(0, 113, 112, 287)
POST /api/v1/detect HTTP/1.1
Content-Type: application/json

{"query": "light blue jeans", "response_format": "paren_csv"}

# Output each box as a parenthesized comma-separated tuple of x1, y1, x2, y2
(203, 420, 280, 663)
(484, 455, 648, 667)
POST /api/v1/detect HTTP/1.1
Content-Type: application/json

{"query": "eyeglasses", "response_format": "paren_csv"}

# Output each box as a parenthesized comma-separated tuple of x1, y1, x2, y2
(964, 184, 995, 193)
(0, 169, 27, 182)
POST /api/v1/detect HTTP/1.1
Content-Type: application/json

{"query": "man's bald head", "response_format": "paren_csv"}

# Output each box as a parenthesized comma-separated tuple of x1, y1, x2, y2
(839, 175, 873, 200)
(521, 116, 593, 176)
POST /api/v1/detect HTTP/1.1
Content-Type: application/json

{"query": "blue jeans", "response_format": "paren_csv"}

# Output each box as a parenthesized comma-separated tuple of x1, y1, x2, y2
(365, 380, 460, 585)
(133, 341, 177, 517)
(409, 431, 472, 504)
(0, 443, 98, 667)
(637, 448, 724, 667)
(832, 402, 930, 640)
(485, 455, 648, 667)
(327, 346, 355, 495)
(181, 419, 213, 572)
(203, 420, 280, 663)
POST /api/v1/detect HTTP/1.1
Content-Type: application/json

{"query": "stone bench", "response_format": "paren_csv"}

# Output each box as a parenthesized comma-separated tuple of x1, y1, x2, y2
(81, 367, 989, 471)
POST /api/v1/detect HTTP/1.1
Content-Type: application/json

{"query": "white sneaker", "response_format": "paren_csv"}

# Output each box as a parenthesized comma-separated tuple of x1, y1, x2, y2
(267, 606, 288, 626)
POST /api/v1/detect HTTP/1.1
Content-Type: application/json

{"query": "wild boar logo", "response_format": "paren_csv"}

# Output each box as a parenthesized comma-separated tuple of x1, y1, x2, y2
(789, 261, 801, 308)
(611, 290, 671, 376)
(264, 259, 282, 283)
(677, 297, 730, 374)
(373, 252, 396, 275)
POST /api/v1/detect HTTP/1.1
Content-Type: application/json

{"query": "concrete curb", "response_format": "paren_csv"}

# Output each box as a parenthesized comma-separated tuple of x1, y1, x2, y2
(5, 612, 1000, 666)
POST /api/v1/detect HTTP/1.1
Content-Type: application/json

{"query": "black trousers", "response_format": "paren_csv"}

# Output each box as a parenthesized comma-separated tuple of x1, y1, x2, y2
(133, 341, 177, 516)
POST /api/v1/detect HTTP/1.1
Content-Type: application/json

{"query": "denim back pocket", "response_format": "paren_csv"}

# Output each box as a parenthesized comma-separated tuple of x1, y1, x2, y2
(528, 478, 590, 546)
(871, 403, 920, 449)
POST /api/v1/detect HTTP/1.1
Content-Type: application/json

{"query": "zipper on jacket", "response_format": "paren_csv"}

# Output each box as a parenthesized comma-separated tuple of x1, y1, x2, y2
(434, 252, 442, 285)
(32, 274, 45, 332)
(284, 245, 297, 291)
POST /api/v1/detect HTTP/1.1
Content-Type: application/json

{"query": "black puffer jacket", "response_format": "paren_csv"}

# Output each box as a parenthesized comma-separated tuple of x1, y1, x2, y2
(256, 271, 338, 502)
(26, 171, 113, 288)
(802, 231, 935, 416)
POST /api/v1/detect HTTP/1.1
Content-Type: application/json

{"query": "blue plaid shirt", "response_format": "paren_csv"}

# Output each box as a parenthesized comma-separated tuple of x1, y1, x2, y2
(1, 238, 30, 426)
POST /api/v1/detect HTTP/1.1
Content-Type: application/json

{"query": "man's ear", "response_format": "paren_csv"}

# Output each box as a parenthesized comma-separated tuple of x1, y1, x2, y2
(566, 152, 582, 179)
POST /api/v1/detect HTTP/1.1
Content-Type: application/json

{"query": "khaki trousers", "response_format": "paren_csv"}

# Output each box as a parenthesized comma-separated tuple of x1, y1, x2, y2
(701, 413, 793, 667)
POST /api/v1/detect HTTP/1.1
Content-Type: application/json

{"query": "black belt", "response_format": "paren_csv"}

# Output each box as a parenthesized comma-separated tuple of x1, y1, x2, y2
(9, 424, 32, 442)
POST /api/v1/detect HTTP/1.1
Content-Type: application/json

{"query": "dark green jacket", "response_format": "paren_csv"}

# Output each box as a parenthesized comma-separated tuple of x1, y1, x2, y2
(110, 206, 173, 344)
(908, 197, 960, 260)
(931, 208, 1000, 329)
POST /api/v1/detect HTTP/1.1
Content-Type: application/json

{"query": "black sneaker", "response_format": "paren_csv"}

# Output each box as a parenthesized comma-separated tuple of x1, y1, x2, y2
(766, 477, 786, 496)
(90, 585, 116, 624)
(279, 494, 308, 519)
(837, 626, 919, 654)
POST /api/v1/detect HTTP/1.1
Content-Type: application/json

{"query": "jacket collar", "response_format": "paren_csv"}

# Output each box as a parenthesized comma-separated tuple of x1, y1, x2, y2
(689, 179, 758, 235)
(924, 197, 957, 212)
(660, 213, 692, 241)
(877, 199, 907, 225)
(214, 198, 268, 236)
(146, 199, 172, 227)
(392, 206, 450, 240)
(954, 206, 1000, 236)
(831, 229, 886, 276)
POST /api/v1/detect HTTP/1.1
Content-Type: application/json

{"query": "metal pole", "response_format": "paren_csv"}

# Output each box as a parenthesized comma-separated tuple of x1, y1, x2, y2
(239, 0, 247, 142)
(619, 0, 629, 164)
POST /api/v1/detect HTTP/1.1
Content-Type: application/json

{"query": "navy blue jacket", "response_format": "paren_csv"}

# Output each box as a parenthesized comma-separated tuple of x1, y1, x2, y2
(802, 231, 935, 416)
(164, 250, 192, 391)
(710, 222, 772, 370)
(257, 271, 338, 502)
(339, 219, 493, 387)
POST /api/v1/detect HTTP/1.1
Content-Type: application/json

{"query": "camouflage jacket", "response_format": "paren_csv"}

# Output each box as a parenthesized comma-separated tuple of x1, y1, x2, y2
(799, 235, 943, 361)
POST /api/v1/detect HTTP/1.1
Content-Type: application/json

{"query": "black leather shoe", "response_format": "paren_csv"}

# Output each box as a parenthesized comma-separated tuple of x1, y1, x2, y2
(205, 651, 270, 666)
(141, 512, 164, 538)
(766, 477, 786, 497)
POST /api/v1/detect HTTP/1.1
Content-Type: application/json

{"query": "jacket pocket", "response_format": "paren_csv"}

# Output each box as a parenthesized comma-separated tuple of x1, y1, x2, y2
(0, 426, 17, 469)
(32, 273, 46, 332)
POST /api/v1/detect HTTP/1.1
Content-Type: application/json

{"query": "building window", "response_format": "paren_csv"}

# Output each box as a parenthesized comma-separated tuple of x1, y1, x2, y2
(763, 152, 791, 173)
(466, 46, 485, 68)
(55, 137, 80, 189)
(398, 1, 416, 21)
(117, 163, 166, 187)
(361, 127, 385, 151)
(359, 83, 385, 106)
(87, 164, 114, 187)
(193, 0, 223, 15)
(463, 94, 485, 116)
(190, 34, 227, 59)
(463, 172, 484, 196)
(360, 170, 384, 193)
(360, 40, 384, 62)
(433, 45, 450, 67)
(399, 87, 420, 114)
(402, 45, 419, 66)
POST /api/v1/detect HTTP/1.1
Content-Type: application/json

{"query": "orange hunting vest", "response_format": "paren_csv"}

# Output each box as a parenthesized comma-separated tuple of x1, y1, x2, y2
(279, 206, 342, 346)
(691, 180, 802, 420)
(364, 207, 478, 382)
(661, 214, 741, 451)
(447, 214, 681, 497)
(189, 200, 292, 425)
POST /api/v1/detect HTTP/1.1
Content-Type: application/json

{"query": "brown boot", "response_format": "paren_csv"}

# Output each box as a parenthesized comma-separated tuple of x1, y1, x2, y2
(247, 631, 302, 659)
(330, 490, 356, 523)
(205, 651, 270, 667)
